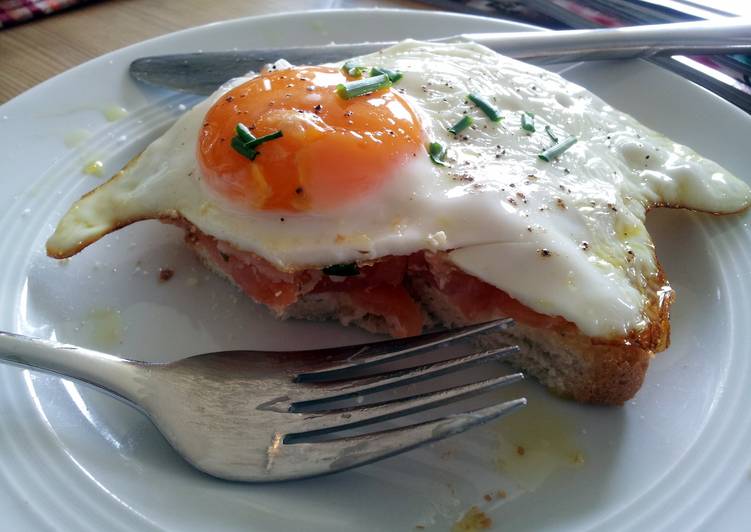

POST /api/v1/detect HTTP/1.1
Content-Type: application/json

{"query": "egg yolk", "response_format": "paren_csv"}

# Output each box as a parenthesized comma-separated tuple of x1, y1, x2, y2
(197, 66, 423, 212)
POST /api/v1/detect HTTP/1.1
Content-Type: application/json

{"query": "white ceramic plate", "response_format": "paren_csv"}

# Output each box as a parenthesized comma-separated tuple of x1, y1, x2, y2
(1, 9, 750, 531)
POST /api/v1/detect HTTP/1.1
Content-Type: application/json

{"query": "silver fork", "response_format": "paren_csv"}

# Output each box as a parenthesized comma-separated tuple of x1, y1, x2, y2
(0, 319, 524, 481)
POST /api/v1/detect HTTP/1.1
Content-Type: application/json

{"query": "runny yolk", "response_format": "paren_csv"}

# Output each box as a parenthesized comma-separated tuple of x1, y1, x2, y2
(197, 66, 423, 212)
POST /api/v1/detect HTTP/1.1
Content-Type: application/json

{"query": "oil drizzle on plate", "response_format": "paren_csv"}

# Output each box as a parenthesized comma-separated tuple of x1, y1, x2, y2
(493, 397, 585, 491)
(102, 105, 128, 122)
(451, 506, 492, 532)
(82, 308, 123, 349)
(82, 160, 105, 177)
(63, 128, 91, 148)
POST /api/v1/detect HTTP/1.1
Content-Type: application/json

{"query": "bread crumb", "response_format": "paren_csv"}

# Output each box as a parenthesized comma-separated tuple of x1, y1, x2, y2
(496, 490, 507, 499)
(516, 445, 525, 456)
(452, 506, 492, 532)
(158, 268, 174, 282)
(483, 494, 492, 502)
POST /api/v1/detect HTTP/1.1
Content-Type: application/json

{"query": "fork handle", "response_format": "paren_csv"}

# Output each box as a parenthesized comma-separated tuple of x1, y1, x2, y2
(0, 331, 146, 403)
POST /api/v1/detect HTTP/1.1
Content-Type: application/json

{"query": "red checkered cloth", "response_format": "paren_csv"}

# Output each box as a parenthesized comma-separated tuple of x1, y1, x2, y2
(0, 0, 92, 29)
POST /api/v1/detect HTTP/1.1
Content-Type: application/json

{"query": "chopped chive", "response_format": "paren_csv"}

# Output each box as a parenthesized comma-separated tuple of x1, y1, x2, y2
(521, 112, 535, 133)
(544, 125, 558, 143)
(341, 60, 366, 78)
(323, 263, 360, 276)
(231, 124, 283, 161)
(448, 115, 473, 135)
(231, 136, 258, 160)
(336, 74, 392, 99)
(467, 93, 502, 122)
(539, 136, 577, 162)
(369, 66, 403, 83)
(243, 130, 283, 149)
(428, 142, 448, 166)
(235, 123, 255, 143)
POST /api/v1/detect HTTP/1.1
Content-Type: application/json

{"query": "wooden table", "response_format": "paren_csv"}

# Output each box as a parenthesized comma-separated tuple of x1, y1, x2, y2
(0, 0, 424, 103)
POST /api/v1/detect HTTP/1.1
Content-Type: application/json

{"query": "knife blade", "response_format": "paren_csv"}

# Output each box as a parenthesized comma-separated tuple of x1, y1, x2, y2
(129, 19, 751, 95)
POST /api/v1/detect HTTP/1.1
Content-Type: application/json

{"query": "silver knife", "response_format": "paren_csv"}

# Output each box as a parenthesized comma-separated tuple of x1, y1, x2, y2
(130, 18, 751, 95)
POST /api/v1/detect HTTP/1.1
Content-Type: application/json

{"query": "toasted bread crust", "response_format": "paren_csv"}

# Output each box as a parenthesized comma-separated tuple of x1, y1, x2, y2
(406, 274, 652, 405)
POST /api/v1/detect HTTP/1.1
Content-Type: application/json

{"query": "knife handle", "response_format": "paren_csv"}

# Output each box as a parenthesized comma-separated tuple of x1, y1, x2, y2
(130, 18, 751, 95)
(458, 18, 751, 63)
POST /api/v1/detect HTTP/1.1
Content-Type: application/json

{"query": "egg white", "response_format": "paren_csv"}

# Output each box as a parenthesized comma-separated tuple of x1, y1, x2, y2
(47, 41, 751, 337)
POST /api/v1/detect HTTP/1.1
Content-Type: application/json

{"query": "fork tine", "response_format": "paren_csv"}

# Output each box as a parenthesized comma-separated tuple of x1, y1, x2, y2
(295, 318, 513, 383)
(290, 345, 519, 408)
(285, 372, 524, 441)
(279, 398, 526, 478)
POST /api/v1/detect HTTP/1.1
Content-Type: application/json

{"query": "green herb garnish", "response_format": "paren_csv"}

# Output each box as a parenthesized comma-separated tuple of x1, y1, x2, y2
(323, 263, 360, 276)
(231, 137, 258, 160)
(336, 74, 392, 100)
(236, 123, 255, 143)
(428, 142, 448, 166)
(467, 93, 502, 122)
(544, 125, 558, 143)
(244, 130, 283, 149)
(448, 115, 473, 135)
(521, 112, 535, 132)
(231, 124, 283, 161)
(341, 60, 366, 78)
(539, 136, 577, 162)
(369, 66, 403, 83)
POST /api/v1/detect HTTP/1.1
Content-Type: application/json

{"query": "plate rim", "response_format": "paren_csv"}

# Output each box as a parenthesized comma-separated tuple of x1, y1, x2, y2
(1, 7, 750, 532)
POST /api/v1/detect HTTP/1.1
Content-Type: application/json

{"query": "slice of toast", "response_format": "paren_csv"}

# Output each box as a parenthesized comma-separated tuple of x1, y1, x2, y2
(187, 223, 670, 405)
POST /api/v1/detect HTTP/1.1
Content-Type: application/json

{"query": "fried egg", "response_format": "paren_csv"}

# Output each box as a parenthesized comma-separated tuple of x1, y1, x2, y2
(47, 41, 751, 338)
